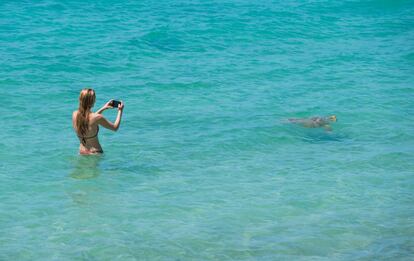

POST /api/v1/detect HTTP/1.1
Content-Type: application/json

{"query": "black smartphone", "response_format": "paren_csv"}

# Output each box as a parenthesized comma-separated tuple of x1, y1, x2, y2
(111, 100, 121, 108)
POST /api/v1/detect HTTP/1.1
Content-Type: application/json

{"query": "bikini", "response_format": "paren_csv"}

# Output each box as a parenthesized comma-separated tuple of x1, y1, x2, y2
(78, 126, 99, 146)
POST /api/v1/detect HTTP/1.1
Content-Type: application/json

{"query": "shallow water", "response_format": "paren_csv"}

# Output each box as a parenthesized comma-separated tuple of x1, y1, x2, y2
(1, 0, 414, 260)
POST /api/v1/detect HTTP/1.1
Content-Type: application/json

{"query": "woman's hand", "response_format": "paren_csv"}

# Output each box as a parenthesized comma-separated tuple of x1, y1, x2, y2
(104, 100, 115, 109)
(118, 101, 124, 111)
(96, 100, 114, 114)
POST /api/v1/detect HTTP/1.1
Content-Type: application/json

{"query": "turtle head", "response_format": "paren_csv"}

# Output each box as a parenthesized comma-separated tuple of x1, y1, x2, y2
(328, 115, 337, 122)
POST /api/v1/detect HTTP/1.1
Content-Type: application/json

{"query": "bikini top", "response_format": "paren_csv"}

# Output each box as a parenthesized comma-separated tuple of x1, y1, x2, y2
(78, 126, 99, 145)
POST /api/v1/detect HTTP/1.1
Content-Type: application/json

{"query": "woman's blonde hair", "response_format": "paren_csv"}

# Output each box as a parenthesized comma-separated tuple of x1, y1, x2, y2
(76, 88, 96, 137)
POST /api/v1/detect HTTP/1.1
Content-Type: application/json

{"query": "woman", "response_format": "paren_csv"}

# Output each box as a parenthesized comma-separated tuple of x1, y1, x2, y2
(72, 88, 124, 154)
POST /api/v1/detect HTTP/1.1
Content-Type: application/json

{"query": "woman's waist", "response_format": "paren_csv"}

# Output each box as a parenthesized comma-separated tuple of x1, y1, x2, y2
(79, 143, 103, 154)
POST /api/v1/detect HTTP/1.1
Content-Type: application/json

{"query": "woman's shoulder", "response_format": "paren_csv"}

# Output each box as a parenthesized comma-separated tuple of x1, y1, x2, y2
(90, 112, 103, 122)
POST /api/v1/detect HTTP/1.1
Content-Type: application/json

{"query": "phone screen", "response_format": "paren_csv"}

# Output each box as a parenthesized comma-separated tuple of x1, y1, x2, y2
(111, 100, 121, 107)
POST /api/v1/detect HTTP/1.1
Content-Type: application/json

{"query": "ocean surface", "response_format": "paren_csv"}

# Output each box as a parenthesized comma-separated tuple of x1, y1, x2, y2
(1, 0, 413, 260)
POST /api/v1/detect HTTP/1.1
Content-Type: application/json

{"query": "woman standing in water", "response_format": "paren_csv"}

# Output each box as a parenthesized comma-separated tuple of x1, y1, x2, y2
(72, 88, 124, 155)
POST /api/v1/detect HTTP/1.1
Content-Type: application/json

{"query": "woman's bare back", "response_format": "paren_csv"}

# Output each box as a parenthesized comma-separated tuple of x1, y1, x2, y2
(72, 111, 103, 154)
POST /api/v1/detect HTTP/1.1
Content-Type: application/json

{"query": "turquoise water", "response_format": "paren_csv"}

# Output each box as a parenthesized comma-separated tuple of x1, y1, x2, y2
(1, 0, 414, 259)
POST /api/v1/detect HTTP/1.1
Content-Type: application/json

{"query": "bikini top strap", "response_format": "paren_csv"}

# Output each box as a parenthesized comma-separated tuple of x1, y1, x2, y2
(78, 126, 99, 144)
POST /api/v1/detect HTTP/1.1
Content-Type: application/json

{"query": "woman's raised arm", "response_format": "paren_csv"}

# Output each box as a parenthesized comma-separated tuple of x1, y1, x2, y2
(96, 100, 114, 114)
(96, 102, 124, 131)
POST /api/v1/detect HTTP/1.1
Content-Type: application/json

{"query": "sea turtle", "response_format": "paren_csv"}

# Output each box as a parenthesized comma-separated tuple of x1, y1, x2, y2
(288, 115, 337, 131)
